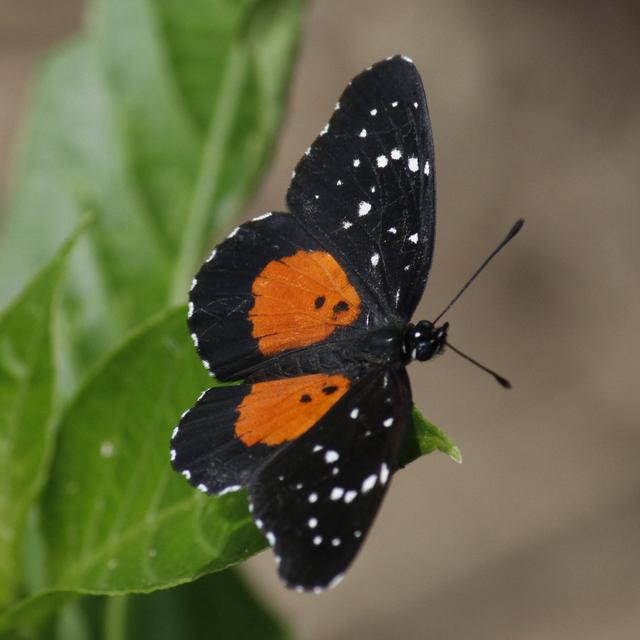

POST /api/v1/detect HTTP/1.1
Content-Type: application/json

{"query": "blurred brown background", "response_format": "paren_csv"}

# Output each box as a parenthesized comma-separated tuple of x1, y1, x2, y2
(2, 1, 640, 638)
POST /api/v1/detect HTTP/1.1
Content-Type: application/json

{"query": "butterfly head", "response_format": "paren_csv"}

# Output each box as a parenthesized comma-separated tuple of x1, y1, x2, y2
(406, 320, 448, 362)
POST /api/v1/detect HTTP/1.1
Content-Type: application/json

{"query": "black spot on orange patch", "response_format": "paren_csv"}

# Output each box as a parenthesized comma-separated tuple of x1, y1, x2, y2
(235, 374, 351, 447)
(332, 300, 349, 314)
(249, 250, 361, 355)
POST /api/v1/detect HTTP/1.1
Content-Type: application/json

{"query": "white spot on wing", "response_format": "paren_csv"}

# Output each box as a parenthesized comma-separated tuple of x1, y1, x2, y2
(332, 538, 341, 546)
(325, 450, 339, 463)
(308, 517, 318, 528)
(197, 483, 208, 493)
(308, 492, 318, 503)
(359, 128, 367, 137)
(344, 490, 357, 503)
(266, 532, 276, 545)
(362, 474, 377, 493)
(387, 227, 397, 234)
(182, 470, 191, 480)
(391, 101, 398, 108)
(358, 201, 372, 216)
(371, 253, 380, 267)
(391, 148, 402, 160)
(413, 101, 419, 109)
(353, 158, 360, 167)
(336, 179, 343, 186)
(329, 574, 344, 589)
(313, 535, 322, 545)
(330, 487, 345, 500)
(350, 408, 359, 419)
(342, 220, 352, 229)
(228, 227, 240, 238)
(252, 212, 272, 221)
(320, 123, 329, 135)
(376, 155, 388, 168)
(370, 186, 376, 193)
(207, 248, 217, 261)
(218, 484, 241, 496)
(171, 426, 179, 439)
(187, 301, 194, 318)
(402, 55, 414, 63)
(424, 160, 430, 175)
(409, 233, 419, 244)
(170, 449, 176, 461)
(408, 157, 419, 172)
(370, 108, 378, 116)
(380, 463, 390, 485)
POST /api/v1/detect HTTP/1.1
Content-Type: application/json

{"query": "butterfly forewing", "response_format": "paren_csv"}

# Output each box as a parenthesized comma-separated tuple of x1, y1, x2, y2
(249, 365, 413, 591)
(287, 56, 436, 321)
(189, 212, 377, 382)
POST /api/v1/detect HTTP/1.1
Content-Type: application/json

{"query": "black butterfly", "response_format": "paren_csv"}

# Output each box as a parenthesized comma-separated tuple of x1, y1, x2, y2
(170, 55, 520, 592)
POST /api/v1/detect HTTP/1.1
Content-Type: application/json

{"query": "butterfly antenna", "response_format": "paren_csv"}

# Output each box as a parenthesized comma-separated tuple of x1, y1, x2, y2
(446, 341, 512, 389)
(432, 218, 524, 324)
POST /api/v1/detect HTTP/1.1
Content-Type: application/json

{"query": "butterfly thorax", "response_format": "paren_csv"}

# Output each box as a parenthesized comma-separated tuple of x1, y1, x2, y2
(360, 320, 448, 365)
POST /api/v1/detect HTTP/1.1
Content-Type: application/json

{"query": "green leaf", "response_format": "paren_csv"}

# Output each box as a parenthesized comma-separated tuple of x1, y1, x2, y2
(41, 308, 264, 596)
(0, 0, 305, 391)
(58, 570, 289, 640)
(117, 570, 289, 640)
(0, 591, 75, 638)
(401, 407, 462, 467)
(1, 570, 289, 640)
(0, 228, 80, 607)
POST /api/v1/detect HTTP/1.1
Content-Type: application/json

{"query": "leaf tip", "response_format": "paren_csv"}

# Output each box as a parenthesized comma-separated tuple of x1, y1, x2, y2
(448, 446, 463, 464)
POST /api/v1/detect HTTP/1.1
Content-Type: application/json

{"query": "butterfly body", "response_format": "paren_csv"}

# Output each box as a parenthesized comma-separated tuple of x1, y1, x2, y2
(171, 55, 442, 592)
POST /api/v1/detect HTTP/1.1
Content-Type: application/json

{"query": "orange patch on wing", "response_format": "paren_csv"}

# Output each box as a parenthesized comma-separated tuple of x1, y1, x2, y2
(235, 373, 351, 446)
(249, 250, 360, 355)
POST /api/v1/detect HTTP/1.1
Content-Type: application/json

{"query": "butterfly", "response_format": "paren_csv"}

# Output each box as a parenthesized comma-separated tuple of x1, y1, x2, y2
(170, 55, 519, 592)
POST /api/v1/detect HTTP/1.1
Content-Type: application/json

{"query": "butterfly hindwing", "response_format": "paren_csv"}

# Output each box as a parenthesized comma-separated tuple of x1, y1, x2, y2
(287, 56, 436, 321)
(171, 384, 274, 495)
(249, 364, 413, 591)
(171, 373, 356, 496)
(189, 212, 375, 382)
